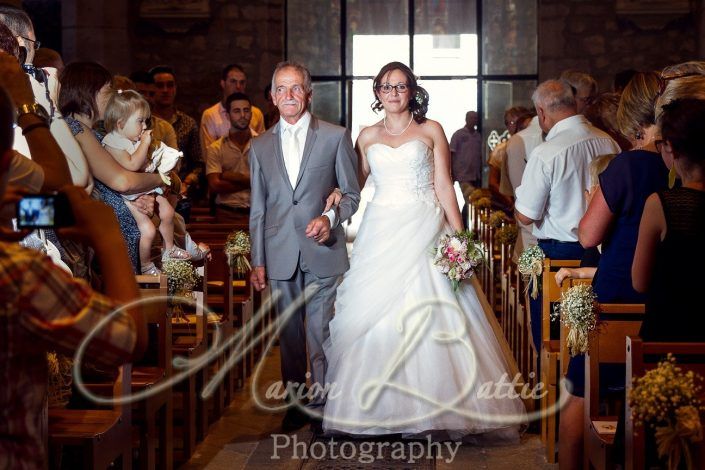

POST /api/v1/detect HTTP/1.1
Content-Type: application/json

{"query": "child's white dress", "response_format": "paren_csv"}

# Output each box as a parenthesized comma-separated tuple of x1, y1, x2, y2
(101, 132, 182, 200)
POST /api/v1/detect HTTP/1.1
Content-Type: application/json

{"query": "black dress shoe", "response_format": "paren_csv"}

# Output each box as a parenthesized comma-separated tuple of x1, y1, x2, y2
(282, 407, 309, 432)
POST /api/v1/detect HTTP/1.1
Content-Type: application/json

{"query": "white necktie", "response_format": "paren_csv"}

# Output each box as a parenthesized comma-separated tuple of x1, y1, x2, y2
(285, 126, 301, 187)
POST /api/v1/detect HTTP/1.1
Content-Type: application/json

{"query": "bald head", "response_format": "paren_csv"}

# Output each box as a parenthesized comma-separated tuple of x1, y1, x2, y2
(532, 79, 577, 133)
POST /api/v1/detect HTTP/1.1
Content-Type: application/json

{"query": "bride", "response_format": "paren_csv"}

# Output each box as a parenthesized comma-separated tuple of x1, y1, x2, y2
(321, 62, 527, 440)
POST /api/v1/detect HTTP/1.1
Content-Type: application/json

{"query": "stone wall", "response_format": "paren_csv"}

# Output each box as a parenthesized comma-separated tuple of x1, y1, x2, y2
(539, 0, 700, 91)
(129, 0, 284, 119)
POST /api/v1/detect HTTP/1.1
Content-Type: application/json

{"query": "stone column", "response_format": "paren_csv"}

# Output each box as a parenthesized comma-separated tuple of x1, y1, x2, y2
(61, 0, 131, 74)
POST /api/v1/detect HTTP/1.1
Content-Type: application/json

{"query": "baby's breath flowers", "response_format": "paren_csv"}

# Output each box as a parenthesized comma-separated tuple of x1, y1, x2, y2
(551, 284, 599, 356)
(47, 351, 73, 407)
(162, 259, 198, 321)
(225, 230, 252, 276)
(629, 354, 705, 470)
(469, 188, 490, 203)
(474, 197, 491, 210)
(518, 245, 545, 299)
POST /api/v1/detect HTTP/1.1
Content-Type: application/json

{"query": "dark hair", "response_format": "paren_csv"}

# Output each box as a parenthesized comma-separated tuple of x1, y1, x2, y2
(225, 92, 250, 111)
(130, 70, 154, 85)
(613, 69, 638, 93)
(0, 4, 32, 37)
(0, 84, 13, 152)
(660, 98, 705, 166)
(222, 63, 245, 81)
(371, 62, 428, 124)
(0, 21, 18, 60)
(59, 61, 112, 119)
(149, 65, 175, 79)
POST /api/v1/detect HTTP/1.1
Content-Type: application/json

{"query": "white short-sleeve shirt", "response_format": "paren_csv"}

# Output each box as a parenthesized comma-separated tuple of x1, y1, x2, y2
(515, 114, 620, 242)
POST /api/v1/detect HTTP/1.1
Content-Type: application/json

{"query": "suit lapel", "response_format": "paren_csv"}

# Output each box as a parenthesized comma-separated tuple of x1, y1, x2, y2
(294, 116, 318, 189)
(271, 123, 294, 192)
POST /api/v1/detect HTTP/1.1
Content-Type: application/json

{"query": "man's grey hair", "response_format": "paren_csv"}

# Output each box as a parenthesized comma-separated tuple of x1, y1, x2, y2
(532, 79, 576, 112)
(270, 61, 312, 93)
(0, 5, 33, 37)
(560, 70, 598, 97)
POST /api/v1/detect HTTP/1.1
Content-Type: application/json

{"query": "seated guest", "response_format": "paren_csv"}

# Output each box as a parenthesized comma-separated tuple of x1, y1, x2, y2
(0, 80, 147, 470)
(514, 79, 620, 362)
(128, 71, 179, 149)
(633, 97, 705, 341)
(206, 92, 256, 222)
(200, 63, 266, 155)
(559, 72, 667, 468)
(59, 61, 164, 272)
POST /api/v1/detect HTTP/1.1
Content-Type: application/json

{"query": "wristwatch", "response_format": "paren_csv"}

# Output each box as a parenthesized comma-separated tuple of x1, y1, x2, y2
(17, 102, 49, 124)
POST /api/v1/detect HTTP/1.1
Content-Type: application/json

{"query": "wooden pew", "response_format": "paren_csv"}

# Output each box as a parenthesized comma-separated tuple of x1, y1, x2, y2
(582, 303, 645, 470)
(49, 364, 132, 469)
(540, 258, 581, 463)
(625, 337, 705, 470)
(134, 275, 174, 470)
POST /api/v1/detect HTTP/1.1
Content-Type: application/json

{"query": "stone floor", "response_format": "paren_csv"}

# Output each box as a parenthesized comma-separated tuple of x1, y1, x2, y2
(180, 348, 557, 470)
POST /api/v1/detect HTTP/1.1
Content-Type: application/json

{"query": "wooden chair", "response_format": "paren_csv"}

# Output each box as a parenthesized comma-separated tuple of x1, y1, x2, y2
(582, 303, 644, 470)
(49, 364, 132, 469)
(540, 257, 581, 463)
(625, 337, 705, 470)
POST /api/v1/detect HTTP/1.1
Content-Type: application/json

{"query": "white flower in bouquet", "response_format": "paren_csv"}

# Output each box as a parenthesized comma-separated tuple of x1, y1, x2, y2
(551, 284, 599, 356)
(518, 245, 545, 299)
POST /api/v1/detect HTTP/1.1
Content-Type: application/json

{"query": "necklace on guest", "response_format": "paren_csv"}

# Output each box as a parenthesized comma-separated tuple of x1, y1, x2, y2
(384, 115, 414, 136)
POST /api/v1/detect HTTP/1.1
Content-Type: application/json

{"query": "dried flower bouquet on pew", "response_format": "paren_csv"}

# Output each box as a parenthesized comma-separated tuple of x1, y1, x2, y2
(225, 230, 251, 276)
(551, 284, 598, 356)
(518, 245, 545, 299)
(163, 258, 199, 322)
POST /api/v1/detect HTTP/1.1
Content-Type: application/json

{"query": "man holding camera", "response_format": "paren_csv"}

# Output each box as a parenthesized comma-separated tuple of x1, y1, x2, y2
(0, 51, 147, 469)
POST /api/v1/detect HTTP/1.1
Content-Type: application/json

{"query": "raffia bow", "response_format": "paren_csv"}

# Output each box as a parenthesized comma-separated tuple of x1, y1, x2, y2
(655, 406, 703, 470)
(526, 259, 542, 299)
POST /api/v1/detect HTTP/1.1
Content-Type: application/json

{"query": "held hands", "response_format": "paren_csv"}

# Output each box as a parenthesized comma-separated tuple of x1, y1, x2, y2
(305, 215, 331, 244)
(251, 266, 267, 291)
(132, 194, 156, 217)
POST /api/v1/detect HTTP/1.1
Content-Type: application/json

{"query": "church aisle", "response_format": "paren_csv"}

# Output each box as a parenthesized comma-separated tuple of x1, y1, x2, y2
(180, 347, 556, 469)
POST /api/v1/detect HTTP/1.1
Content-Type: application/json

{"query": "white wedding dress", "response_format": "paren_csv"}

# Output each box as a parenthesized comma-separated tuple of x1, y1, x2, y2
(322, 139, 527, 440)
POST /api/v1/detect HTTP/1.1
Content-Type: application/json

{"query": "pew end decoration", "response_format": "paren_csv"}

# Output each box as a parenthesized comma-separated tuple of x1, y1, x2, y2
(495, 223, 518, 246)
(518, 245, 545, 299)
(551, 284, 598, 356)
(468, 188, 491, 203)
(225, 230, 252, 276)
(488, 210, 508, 229)
(475, 197, 492, 211)
(628, 354, 705, 470)
(47, 351, 73, 408)
(433, 230, 484, 291)
(162, 258, 199, 322)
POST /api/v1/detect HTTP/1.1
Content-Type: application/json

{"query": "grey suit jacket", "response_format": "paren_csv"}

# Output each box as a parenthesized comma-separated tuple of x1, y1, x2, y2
(249, 116, 361, 280)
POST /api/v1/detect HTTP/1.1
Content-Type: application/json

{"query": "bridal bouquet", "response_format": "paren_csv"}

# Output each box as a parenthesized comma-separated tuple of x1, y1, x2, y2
(629, 354, 705, 470)
(225, 230, 252, 276)
(433, 230, 484, 291)
(551, 284, 599, 356)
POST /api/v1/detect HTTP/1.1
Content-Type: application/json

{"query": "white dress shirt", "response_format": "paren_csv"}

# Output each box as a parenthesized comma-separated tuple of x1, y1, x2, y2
(515, 114, 620, 242)
(278, 112, 337, 227)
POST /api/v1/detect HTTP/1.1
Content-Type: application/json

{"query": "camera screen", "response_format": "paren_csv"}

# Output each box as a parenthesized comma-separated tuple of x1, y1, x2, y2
(17, 196, 56, 228)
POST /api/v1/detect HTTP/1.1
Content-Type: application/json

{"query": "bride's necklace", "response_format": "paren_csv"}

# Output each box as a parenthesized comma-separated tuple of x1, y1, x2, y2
(384, 115, 413, 136)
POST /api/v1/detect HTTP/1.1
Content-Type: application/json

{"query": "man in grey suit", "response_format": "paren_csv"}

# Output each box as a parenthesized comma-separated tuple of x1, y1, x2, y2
(249, 61, 361, 432)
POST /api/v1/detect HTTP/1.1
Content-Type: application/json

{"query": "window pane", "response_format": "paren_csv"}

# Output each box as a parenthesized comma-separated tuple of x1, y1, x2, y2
(287, 0, 341, 75)
(423, 79, 477, 140)
(347, 0, 409, 76)
(482, 0, 537, 75)
(413, 0, 477, 76)
(350, 79, 378, 143)
(481, 79, 537, 159)
(311, 82, 342, 125)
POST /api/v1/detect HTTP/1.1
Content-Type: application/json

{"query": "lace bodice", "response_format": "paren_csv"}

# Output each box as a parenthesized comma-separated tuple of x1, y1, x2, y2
(366, 139, 437, 206)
